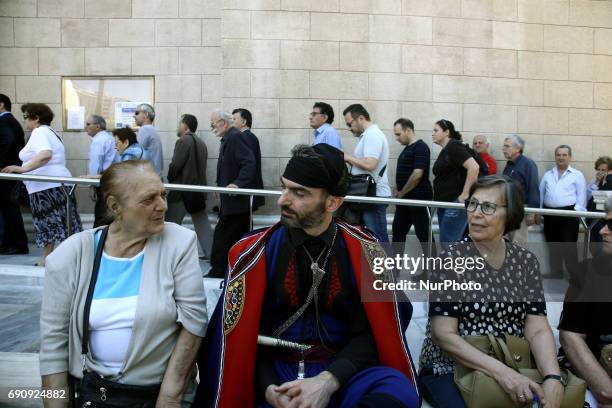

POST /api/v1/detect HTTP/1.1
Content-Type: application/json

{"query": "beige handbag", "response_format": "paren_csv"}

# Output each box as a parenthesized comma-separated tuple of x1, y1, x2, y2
(454, 334, 586, 408)
(600, 344, 612, 377)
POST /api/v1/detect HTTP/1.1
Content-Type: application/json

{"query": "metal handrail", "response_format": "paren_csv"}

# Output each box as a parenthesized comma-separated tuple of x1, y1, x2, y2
(1, 173, 606, 258)
(0, 173, 606, 217)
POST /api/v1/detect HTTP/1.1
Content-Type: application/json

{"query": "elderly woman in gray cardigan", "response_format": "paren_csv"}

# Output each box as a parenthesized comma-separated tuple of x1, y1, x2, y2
(39, 160, 207, 407)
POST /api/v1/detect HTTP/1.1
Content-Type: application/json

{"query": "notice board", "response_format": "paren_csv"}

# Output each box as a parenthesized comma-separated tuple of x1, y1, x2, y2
(61, 76, 155, 131)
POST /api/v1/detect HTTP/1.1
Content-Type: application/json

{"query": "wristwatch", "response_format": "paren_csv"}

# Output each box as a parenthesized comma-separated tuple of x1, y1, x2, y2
(542, 374, 566, 387)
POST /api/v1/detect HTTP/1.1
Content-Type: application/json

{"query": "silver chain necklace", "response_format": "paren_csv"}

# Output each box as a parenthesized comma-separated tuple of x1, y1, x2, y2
(302, 225, 338, 276)
(271, 225, 338, 339)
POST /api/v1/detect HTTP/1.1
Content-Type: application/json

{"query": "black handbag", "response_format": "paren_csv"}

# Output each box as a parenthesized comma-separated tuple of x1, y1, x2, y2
(9, 181, 30, 207)
(345, 165, 387, 211)
(182, 134, 207, 214)
(76, 226, 161, 407)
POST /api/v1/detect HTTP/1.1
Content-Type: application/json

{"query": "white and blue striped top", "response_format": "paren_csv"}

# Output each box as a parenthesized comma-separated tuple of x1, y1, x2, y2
(89, 230, 144, 373)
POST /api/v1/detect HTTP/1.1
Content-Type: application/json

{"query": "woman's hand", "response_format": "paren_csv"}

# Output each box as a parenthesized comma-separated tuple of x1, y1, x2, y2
(541, 379, 564, 408)
(1, 165, 24, 173)
(596, 170, 606, 183)
(493, 366, 545, 406)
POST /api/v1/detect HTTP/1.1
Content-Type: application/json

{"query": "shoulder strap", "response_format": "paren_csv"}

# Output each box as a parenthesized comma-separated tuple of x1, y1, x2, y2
(189, 133, 201, 172)
(45, 126, 64, 145)
(81, 226, 109, 360)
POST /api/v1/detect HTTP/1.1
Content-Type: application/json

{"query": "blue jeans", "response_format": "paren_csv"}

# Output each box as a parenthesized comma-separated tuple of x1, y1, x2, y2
(362, 203, 389, 242)
(437, 201, 467, 244)
(419, 373, 467, 408)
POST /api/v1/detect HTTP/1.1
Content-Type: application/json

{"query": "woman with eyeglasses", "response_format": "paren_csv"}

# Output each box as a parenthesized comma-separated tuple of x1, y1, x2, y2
(431, 119, 480, 243)
(418, 175, 565, 408)
(0, 103, 82, 266)
(113, 127, 145, 162)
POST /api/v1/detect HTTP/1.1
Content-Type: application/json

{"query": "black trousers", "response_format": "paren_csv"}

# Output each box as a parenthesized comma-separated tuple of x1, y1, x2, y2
(209, 212, 251, 278)
(0, 183, 28, 250)
(543, 205, 579, 278)
(392, 203, 434, 256)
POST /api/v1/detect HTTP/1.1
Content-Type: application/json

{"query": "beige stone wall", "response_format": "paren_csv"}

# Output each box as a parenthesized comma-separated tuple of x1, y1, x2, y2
(2, 0, 612, 212)
(0, 0, 222, 210)
(221, 0, 612, 195)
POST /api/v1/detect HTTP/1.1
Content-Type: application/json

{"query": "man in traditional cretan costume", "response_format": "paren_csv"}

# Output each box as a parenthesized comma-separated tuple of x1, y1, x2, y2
(196, 143, 420, 408)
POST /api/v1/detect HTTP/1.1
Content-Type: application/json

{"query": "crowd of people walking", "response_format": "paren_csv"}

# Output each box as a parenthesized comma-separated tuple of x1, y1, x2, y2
(0, 93, 611, 408)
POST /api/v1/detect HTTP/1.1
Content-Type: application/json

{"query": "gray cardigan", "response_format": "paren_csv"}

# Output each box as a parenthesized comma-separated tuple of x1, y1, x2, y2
(39, 223, 208, 385)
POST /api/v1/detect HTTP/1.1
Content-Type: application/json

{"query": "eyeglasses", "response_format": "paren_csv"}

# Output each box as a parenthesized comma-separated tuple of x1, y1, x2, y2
(464, 198, 506, 215)
(310, 111, 322, 117)
(604, 219, 612, 231)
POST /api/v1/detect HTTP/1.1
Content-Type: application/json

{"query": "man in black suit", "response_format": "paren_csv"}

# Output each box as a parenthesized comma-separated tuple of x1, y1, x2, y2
(209, 109, 258, 278)
(0, 94, 28, 254)
(232, 108, 264, 211)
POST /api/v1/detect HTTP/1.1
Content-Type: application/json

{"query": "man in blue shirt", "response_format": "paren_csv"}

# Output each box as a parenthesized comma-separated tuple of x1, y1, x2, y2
(502, 134, 540, 244)
(134, 103, 163, 178)
(85, 115, 117, 176)
(310, 102, 342, 149)
(83, 114, 117, 227)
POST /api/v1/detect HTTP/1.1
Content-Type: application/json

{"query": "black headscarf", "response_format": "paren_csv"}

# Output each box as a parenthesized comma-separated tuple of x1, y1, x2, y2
(282, 144, 348, 197)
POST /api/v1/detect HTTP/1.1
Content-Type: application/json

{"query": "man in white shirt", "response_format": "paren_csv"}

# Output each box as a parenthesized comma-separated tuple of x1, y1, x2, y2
(84, 114, 117, 227)
(342, 104, 390, 242)
(134, 103, 163, 178)
(540, 144, 586, 278)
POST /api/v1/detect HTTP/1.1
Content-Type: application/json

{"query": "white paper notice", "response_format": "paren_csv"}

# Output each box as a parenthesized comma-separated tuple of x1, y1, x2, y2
(67, 106, 85, 129)
(114, 101, 141, 128)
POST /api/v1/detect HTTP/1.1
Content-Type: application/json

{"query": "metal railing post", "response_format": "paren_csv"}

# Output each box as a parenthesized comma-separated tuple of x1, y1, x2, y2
(582, 217, 599, 259)
(426, 206, 434, 258)
(59, 183, 77, 237)
(580, 217, 588, 259)
(249, 194, 254, 231)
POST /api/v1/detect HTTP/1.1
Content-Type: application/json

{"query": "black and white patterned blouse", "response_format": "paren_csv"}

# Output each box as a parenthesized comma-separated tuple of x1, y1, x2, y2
(419, 237, 547, 376)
